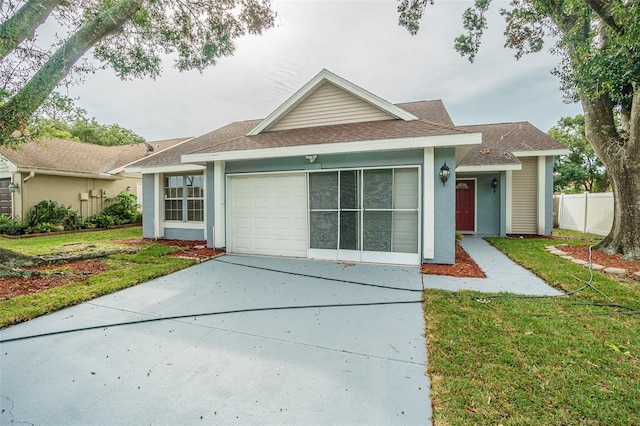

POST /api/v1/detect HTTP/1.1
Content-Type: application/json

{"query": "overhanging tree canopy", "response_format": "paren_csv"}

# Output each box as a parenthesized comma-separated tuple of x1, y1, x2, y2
(0, 0, 276, 145)
(398, 0, 640, 259)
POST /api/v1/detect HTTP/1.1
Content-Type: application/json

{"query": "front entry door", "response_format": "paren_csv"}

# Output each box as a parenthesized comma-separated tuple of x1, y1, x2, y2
(456, 179, 475, 232)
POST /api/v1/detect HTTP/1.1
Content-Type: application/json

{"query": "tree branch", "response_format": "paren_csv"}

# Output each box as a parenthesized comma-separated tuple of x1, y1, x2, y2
(583, 0, 625, 35)
(0, 0, 144, 140)
(0, 0, 62, 61)
(629, 82, 639, 158)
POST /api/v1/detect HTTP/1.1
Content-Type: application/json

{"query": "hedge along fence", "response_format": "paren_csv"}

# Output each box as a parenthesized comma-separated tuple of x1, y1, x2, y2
(554, 192, 613, 236)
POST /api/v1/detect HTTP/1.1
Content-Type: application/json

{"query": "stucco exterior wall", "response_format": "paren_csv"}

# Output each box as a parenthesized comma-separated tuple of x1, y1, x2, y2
(142, 174, 156, 239)
(143, 147, 464, 264)
(426, 148, 456, 264)
(225, 150, 424, 174)
(14, 172, 141, 220)
(164, 227, 205, 240)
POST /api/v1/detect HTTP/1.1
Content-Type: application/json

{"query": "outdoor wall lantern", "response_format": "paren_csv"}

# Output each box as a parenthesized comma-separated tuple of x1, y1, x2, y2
(491, 177, 498, 193)
(8, 182, 18, 193)
(439, 162, 450, 186)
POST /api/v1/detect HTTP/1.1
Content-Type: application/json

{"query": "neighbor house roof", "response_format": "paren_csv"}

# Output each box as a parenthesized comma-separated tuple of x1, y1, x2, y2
(0, 137, 189, 177)
(456, 122, 569, 171)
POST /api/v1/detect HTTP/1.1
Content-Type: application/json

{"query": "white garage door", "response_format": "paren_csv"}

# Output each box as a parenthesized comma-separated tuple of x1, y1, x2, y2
(228, 174, 308, 257)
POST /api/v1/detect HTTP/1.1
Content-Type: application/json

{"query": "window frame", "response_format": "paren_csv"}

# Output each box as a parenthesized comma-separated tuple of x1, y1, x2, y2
(163, 173, 204, 223)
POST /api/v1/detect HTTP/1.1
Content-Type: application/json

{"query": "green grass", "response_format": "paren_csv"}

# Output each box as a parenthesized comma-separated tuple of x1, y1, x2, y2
(0, 230, 197, 327)
(551, 228, 604, 242)
(426, 234, 639, 425)
(0, 226, 143, 256)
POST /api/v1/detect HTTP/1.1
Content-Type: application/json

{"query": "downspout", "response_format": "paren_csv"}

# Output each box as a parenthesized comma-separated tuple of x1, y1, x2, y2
(19, 171, 35, 218)
(22, 171, 35, 183)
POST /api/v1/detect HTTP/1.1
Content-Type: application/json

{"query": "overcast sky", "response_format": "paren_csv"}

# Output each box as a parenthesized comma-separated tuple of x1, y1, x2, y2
(65, 0, 582, 141)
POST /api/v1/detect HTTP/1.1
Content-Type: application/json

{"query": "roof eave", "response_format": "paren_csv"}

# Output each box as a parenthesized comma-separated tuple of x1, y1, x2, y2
(456, 164, 522, 172)
(512, 149, 570, 157)
(131, 164, 206, 174)
(119, 137, 196, 173)
(16, 167, 122, 180)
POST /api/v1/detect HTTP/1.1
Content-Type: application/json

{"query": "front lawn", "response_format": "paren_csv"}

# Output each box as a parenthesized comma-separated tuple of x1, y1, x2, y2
(425, 234, 639, 425)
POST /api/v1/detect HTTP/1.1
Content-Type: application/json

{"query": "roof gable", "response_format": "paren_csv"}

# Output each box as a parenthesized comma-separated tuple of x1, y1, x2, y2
(248, 69, 417, 135)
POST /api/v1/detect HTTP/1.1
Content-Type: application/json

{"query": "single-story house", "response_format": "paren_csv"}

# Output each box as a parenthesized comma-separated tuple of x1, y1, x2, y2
(0, 137, 189, 220)
(127, 69, 568, 265)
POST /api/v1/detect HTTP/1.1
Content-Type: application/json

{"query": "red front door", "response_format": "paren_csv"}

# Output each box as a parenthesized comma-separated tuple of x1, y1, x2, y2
(456, 179, 475, 232)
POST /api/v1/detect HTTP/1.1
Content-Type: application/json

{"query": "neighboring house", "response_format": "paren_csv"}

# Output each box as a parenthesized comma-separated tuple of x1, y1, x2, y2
(0, 137, 189, 220)
(127, 69, 568, 265)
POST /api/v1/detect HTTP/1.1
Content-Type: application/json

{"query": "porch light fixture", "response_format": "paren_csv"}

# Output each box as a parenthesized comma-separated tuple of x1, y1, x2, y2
(439, 162, 450, 186)
(8, 182, 18, 193)
(491, 177, 498, 193)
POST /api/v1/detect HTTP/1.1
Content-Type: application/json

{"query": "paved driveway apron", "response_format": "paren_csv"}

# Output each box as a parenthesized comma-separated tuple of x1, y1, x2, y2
(0, 255, 430, 425)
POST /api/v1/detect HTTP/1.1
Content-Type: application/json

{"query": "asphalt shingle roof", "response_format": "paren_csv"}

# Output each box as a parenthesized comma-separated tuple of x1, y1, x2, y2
(0, 137, 188, 174)
(127, 101, 566, 170)
(457, 122, 567, 167)
(129, 100, 469, 169)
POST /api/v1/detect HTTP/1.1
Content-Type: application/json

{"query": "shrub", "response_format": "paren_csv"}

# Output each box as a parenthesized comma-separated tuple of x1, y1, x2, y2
(34, 222, 58, 233)
(88, 214, 116, 229)
(101, 192, 140, 225)
(0, 217, 28, 235)
(27, 200, 83, 230)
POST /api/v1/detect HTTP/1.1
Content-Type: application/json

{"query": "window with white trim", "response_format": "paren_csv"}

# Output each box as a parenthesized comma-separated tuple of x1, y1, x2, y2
(164, 174, 204, 222)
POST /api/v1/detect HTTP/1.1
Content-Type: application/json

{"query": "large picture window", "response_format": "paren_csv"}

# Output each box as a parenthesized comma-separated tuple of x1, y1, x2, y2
(164, 174, 204, 222)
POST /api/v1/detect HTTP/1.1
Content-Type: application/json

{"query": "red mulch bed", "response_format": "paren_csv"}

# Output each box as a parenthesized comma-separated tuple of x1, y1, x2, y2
(114, 238, 224, 260)
(141, 238, 224, 260)
(421, 244, 486, 278)
(557, 245, 640, 275)
(0, 260, 107, 299)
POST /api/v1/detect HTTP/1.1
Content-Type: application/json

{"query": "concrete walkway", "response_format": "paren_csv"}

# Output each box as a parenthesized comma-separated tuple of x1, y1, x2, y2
(423, 236, 563, 296)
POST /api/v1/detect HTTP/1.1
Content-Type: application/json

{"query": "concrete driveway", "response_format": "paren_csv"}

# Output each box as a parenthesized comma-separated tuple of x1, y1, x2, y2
(0, 255, 430, 425)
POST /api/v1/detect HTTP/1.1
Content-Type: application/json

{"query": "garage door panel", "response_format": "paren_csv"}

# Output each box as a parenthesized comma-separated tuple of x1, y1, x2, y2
(229, 174, 307, 257)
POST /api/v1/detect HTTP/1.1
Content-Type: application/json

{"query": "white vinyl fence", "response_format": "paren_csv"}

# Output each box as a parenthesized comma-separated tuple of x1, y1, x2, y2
(554, 192, 613, 236)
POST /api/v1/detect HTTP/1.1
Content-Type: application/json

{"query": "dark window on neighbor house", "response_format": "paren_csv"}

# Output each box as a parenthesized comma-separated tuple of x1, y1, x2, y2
(164, 174, 204, 222)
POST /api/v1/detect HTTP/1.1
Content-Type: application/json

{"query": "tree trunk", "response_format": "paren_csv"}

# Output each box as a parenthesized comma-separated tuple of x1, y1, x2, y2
(0, 246, 42, 269)
(582, 90, 640, 260)
(0, 0, 62, 61)
(0, 0, 144, 140)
